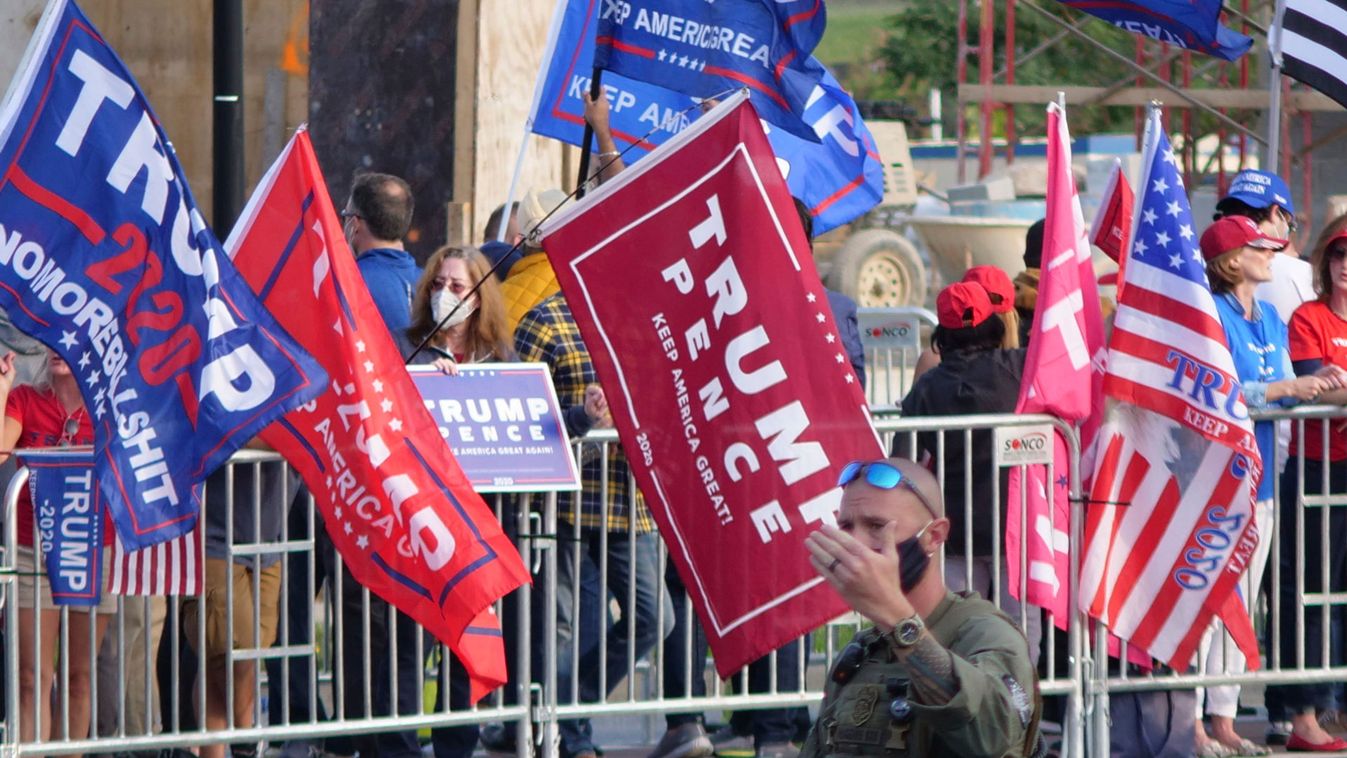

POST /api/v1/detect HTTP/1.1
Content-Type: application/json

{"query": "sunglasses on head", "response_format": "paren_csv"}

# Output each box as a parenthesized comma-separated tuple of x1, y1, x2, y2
(837, 460, 938, 518)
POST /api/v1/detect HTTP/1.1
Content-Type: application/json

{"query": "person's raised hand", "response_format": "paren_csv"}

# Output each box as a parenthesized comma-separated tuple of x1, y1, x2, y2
(583, 91, 611, 134)
(805, 522, 912, 629)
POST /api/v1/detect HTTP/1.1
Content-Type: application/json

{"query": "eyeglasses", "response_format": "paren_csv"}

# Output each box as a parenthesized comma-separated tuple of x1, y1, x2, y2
(837, 460, 939, 518)
(58, 415, 80, 448)
(1280, 208, 1300, 234)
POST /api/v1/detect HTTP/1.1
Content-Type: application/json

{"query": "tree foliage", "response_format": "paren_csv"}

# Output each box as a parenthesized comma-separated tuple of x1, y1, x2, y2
(880, 2, 1145, 137)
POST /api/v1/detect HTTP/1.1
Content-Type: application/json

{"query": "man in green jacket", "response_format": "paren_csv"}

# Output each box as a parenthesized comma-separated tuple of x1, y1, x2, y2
(803, 458, 1042, 757)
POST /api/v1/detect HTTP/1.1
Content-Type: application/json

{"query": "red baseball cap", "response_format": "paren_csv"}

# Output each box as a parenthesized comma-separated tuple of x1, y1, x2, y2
(1199, 215, 1287, 262)
(962, 265, 1014, 314)
(937, 282, 994, 328)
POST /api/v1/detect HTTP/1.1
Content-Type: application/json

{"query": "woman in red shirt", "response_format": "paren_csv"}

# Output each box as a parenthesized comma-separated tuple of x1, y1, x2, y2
(1269, 215, 1347, 751)
(0, 347, 111, 751)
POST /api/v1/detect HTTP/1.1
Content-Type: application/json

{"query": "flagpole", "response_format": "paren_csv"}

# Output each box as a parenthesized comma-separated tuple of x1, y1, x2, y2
(575, 68, 603, 199)
(1267, 0, 1288, 174)
(495, 123, 530, 243)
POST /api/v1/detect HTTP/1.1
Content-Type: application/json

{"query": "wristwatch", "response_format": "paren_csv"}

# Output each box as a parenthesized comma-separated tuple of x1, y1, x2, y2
(883, 614, 925, 649)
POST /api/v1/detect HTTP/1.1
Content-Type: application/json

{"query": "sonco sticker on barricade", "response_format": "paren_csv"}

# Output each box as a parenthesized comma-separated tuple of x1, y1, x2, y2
(858, 310, 922, 352)
(995, 424, 1055, 466)
(409, 363, 580, 493)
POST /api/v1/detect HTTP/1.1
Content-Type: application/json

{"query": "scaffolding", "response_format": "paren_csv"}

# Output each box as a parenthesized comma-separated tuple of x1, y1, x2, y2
(954, 0, 1343, 234)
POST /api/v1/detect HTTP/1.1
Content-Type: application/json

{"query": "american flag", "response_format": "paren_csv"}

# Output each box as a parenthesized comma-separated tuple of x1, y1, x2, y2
(1078, 107, 1263, 670)
(108, 524, 202, 596)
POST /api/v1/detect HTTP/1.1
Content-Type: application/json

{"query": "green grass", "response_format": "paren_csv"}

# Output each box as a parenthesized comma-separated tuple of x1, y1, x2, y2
(815, 0, 894, 68)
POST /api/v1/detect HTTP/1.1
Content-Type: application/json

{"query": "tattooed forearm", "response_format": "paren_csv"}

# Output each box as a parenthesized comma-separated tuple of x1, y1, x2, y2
(894, 634, 958, 704)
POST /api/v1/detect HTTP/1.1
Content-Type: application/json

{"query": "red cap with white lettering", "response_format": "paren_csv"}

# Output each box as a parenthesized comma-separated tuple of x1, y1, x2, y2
(1199, 215, 1287, 261)
(936, 282, 993, 328)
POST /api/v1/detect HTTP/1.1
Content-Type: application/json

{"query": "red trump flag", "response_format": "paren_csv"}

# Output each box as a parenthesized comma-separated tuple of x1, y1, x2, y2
(224, 128, 528, 700)
(538, 93, 884, 675)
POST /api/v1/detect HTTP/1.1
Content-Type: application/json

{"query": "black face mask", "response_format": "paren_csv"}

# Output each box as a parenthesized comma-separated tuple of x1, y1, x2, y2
(897, 522, 933, 593)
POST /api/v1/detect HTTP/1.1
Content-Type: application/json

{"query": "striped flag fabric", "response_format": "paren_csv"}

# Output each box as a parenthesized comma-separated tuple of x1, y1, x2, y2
(108, 525, 202, 596)
(1006, 101, 1105, 624)
(1277, 0, 1347, 110)
(1078, 107, 1262, 670)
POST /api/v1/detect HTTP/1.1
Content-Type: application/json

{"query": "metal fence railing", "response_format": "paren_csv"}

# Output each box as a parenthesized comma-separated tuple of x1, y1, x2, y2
(3, 406, 1345, 757)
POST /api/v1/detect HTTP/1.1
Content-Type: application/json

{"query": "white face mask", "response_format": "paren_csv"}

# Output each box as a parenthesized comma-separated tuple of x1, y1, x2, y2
(431, 289, 475, 328)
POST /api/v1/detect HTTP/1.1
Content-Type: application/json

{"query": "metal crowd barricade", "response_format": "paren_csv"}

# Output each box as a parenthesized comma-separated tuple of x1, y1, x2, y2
(545, 414, 1086, 758)
(23, 403, 1347, 757)
(858, 306, 937, 411)
(0, 450, 533, 756)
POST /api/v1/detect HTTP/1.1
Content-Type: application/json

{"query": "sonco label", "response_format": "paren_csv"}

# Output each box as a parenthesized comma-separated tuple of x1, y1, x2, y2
(858, 312, 921, 351)
(994, 424, 1054, 467)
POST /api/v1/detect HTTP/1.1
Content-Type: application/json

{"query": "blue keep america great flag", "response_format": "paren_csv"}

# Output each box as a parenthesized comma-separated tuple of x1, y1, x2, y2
(532, 0, 881, 234)
(0, 0, 327, 549)
(595, 0, 828, 140)
(1057, 0, 1253, 61)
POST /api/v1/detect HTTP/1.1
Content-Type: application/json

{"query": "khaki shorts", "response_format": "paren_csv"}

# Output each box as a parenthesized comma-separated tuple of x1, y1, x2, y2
(14, 545, 117, 613)
(182, 558, 282, 663)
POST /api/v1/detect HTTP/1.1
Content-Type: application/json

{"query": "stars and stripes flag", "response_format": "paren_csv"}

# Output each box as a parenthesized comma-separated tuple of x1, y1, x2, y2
(1078, 107, 1262, 670)
(1007, 102, 1105, 624)
(1275, 0, 1347, 111)
(108, 526, 202, 596)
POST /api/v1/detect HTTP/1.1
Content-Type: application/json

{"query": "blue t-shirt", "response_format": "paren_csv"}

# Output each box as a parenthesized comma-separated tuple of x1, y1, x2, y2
(1214, 292, 1291, 500)
(356, 247, 420, 338)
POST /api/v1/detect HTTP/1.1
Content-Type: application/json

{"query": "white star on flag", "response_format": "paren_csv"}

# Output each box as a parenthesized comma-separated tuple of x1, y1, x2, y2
(390, 418, 403, 431)
(1143, 208, 1158, 225)
(335, 506, 343, 518)
(1155, 231, 1171, 247)
(806, 292, 816, 303)
(834, 353, 844, 364)
(88, 370, 101, 385)
(1169, 253, 1183, 268)
(1179, 224, 1194, 241)
(356, 534, 369, 549)
(825, 333, 836, 343)
(1166, 200, 1182, 217)
(381, 398, 393, 413)
(363, 360, 374, 373)
(1152, 177, 1169, 194)
(356, 340, 366, 353)
(372, 379, 384, 393)
(344, 522, 354, 535)
(1135, 238, 1149, 255)
(94, 387, 106, 404)
(815, 313, 825, 323)
(844, 374, 854, 384)
(657, 49, 667, 61)
(78, 352, 91, 369)
(59, 331, 77, 349)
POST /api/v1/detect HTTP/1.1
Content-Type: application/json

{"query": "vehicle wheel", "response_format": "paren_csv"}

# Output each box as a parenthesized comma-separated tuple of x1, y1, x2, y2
(826, 228, 926, 308)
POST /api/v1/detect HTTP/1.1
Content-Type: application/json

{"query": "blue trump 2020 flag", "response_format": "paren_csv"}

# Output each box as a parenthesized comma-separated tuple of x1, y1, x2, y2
(1058, 0, 1253, 61)
(595, 0, 828, 140)
(532, 0, 882, 234)
(0, 0, 327, 549)
(20, 450, 106, 607)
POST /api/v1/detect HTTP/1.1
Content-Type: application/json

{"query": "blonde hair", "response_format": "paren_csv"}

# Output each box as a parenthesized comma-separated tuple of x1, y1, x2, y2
(998, 310, 1021, 349)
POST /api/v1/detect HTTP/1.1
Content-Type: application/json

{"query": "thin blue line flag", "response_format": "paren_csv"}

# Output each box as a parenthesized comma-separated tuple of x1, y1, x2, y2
(0, 0, 328, 549)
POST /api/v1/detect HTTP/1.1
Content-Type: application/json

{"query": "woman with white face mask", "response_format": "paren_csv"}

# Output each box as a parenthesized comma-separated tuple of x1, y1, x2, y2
(405, 246, 515, 373)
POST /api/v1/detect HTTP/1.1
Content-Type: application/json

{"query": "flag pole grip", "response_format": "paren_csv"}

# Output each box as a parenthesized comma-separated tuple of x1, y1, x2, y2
(575, 67, 604, 200)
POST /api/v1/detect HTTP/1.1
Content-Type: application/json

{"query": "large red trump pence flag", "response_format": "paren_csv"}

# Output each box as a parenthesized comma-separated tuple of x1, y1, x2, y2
(224, 129, 529, 700)
(539, 93, 884, 675)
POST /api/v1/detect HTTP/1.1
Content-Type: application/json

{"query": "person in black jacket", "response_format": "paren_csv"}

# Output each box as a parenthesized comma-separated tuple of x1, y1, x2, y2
(894, 281, 1038, 660)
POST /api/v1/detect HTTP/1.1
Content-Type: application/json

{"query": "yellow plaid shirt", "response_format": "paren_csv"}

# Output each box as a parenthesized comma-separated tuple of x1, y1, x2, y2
(514, 294, 654, 533)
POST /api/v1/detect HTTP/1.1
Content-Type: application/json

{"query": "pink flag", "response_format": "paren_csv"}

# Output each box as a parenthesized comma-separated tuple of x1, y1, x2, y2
(1006, 101, 1106, 622)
